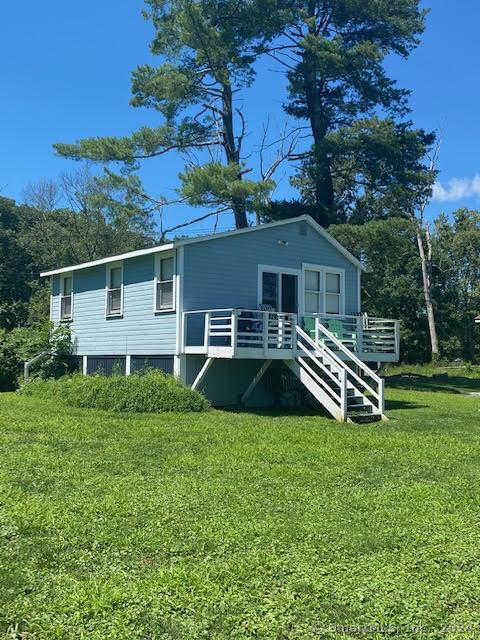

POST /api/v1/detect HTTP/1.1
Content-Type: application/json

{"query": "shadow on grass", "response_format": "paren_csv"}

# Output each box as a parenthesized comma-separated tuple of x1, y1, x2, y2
(384, 398, 428, 411)
(387, 373, 480, 395)
(222, 405, 326, 418)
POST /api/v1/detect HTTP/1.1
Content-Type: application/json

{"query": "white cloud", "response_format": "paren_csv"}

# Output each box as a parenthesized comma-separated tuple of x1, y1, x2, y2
(432, 174, 480, 202)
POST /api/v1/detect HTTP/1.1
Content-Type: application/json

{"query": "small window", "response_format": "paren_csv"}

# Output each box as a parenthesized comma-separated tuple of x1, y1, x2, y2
(325, 272, 341, 314)
(106, 263, 123, 316)
(304, 269, 322, 314)
(155, 255, 175, 311)
(60, 274, 73, 321)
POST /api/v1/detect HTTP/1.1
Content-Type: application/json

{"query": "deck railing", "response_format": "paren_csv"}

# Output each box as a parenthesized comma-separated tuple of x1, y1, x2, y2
(182, 309, 400, 361)
(305, 313, 400, 360)
(182, 308, 297, 355)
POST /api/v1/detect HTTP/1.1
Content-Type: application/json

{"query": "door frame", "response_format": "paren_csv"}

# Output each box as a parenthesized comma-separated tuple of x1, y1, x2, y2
(257, 264, 301, 313)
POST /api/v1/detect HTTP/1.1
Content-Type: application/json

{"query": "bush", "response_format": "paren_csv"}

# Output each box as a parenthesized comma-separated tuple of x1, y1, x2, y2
(19, 370, 211, 413)
(0, 323, 51, 391)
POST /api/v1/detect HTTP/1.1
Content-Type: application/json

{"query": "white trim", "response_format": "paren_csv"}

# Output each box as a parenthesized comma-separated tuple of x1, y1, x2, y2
(40, 215, 365, 278)
(301, 263, 345, 316)
(105, 261, 124, 318)
(59, 272, 74, 322)
(41, 243, 174, 277)
(153, 251, 176, 313)
(174, 245, 185, 381)
(49, 278, 54, 321)
(257, 264, 301, 312)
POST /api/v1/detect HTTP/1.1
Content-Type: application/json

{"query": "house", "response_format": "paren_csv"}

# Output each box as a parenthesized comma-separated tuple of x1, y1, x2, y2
(40, 215, 400, 422)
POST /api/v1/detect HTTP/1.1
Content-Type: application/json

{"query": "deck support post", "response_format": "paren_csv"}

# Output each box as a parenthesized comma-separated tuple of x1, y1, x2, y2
(125, 355, 131, 375)
(192, 357, 214, 391)
(240, 359, 272, 405)
(82, 355, 88, 376)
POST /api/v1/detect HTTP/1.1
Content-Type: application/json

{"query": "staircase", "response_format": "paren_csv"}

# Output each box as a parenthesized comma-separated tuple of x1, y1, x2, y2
(286, 324, 386, 423)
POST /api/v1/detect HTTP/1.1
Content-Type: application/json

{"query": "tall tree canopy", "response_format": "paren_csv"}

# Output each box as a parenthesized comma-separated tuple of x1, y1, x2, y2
(269, 0, 435, 224)
(55, 0, 287, 230)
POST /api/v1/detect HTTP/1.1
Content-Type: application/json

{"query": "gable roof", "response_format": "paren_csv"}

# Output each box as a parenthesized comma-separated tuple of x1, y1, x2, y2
(40, 215, 365, 277)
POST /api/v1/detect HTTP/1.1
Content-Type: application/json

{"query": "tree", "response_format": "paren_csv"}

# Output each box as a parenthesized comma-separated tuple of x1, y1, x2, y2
(54, 0, 287, 231)
(22, 166, 155, 270)
(331, 218, 429, 362)
(270, 0, 433, 224)
(433, 210, 480, 361)
(0, 197, 35, 329)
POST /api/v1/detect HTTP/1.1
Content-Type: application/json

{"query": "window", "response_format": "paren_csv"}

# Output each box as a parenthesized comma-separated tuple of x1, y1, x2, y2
(60, 274, 73, 320)
(106, 263, 123, 316)
(325, 271, 342, 314)
(303, 265, 344, 315)
(304, 269, 322, 314)
(155, 255, 175, 311)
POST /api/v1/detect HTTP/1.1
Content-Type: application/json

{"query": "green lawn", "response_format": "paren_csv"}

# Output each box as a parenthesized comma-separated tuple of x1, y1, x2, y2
(1, 379, 480, 639)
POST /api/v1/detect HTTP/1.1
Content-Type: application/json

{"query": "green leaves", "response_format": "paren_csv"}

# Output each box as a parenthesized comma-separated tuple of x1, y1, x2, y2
(179, 162, 274, 210)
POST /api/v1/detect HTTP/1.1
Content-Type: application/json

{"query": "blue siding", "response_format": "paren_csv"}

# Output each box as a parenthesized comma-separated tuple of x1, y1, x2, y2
(182, 220, 360, 313)
(52, 254, 177, 356)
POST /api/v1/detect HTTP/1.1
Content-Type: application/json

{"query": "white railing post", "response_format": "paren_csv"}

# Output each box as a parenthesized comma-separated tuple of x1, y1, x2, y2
(203, 312, 211, 354)
(262, 311, 268, 355)
(181, 312, 188, 352)
(356, 315, 363, 358)
(291, 314, 297, 356)
(394, 321, 400, 360)
(340, 368, 348, 421)
(378, 376, 385, 415)
(231, 309, 238, 352)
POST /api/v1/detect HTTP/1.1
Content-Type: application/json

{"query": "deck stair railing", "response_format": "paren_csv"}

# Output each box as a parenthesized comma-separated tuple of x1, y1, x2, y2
(286, 324, 385, 422)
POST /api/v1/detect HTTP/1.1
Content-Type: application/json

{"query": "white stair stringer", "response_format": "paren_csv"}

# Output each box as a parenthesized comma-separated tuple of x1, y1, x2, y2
(285, 360, 345, 422)
(291, 325, 386, 422)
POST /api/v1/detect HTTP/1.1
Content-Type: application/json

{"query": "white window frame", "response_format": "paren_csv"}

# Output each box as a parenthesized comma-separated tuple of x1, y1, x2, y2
(105, 261, 124, 318)
(301, 264, 345, 316)
(257, 264, 301, 313)
(59, 272, 74, 322)
(154, 252, 176, 313)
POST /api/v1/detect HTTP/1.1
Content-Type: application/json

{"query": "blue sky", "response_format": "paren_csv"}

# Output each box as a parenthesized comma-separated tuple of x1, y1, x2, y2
(1, 0, 478, 235)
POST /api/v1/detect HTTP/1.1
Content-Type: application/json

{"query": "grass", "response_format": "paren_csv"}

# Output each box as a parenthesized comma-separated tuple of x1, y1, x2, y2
(1, 378, 480, 639)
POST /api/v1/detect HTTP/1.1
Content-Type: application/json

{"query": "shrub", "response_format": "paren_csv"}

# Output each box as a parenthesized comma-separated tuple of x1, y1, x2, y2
(0, 323, 51, 391)
(19, 370, 211, 413)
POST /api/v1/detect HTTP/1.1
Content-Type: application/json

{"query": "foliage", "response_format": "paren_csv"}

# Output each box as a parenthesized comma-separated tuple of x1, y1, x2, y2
(38, 325, 79, 380)
(2, 384, 480, 637)
(54, 0, 286, 229)
(432, 209, 480, 361)
(0, 323, 50, 391)
(330, 218, 429, 362)
(272, 0, 435, 224)
(20, 370, 211, 413)
(0, 197, 35, 329)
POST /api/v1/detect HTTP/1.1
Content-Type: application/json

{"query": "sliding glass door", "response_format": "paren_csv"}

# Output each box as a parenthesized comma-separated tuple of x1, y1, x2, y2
(261, 270, 298, 313)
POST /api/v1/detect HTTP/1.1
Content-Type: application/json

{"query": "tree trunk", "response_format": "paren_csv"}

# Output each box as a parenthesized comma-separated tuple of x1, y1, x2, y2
(416, 226, 439, 358)
(300, 10, 335, 224)
(222, 84, 248, 229)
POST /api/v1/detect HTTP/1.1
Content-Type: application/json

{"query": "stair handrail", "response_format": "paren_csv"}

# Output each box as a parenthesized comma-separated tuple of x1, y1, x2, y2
(296, 325, 381, 407)
(315, 319, 383, 385)
(24, 350, 51, 383)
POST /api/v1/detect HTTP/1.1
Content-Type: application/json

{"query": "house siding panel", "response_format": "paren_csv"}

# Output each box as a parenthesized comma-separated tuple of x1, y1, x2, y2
(52, 254, 177, 356)
(183, 220, 359, 313)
